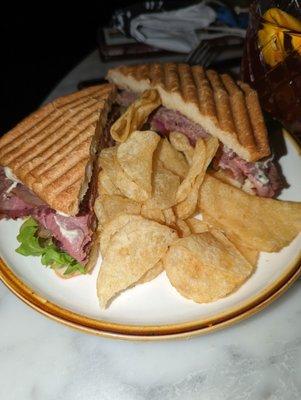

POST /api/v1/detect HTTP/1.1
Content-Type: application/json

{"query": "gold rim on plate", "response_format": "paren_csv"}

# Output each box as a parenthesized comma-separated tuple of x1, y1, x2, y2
(0, 131, 300, 341)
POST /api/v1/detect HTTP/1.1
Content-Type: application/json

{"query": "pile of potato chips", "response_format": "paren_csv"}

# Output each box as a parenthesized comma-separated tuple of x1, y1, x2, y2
(94, 89, 301, 309)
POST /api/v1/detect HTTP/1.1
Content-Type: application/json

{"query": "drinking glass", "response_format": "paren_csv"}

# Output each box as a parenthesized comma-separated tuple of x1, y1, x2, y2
(241, 0, 301, 135)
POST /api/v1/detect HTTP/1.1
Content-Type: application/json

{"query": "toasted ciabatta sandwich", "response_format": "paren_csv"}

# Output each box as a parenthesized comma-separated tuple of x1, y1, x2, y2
(0, 84, 117, 277)
(107, 63, 283, 197)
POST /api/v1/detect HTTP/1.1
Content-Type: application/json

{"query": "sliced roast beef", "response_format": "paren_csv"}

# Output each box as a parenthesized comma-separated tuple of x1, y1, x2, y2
(11, 185, 45, 207)
(150, 106, 282, 197)
(150, 107, 209, 143)
(0, 168, 38, 219)
(0, 167, 93, 262)
(33, 208, 91, 263)
(0, 195, 35, 220)
(116, 90, 138, 107)
(0, 93, 120, 265)
(116, 90, 209, 142)
(216, 146, 282, 197)
(0, 100, 117, 263)
(117, 88, 283, 197)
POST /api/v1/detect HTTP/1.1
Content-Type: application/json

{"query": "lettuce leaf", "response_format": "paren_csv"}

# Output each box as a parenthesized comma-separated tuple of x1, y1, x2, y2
(16, 217, 85, 275)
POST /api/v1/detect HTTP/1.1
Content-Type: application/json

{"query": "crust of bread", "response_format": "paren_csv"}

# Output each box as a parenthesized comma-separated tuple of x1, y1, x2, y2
(107, 63, 270, 162)
(54, 101, 118, 279)
(0, 84, 117, 215)
(210, 169, 255, 195)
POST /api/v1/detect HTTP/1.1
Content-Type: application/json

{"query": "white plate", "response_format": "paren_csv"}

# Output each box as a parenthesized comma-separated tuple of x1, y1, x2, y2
(0, 131, 300, 339)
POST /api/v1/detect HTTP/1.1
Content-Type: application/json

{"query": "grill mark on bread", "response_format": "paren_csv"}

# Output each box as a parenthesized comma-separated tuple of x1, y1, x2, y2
(29, 126, 95, 178)
(53, 85, 107, 108)
(168, 63, 177, 93)
(0, 84, 117, 215)
(140, 64, 150, 82)
(153, 63, 162, 87)
(46, 177, 84, 214)
(179, 64, 193, 102)
(0, 95, 99, 161)
(191, 66, 205, 114)
(1, 97, 97, 167)
(195, 66, 216, 119)
(107, 63, 270, 161)
(237, 81, 269, 155)
(11, 101, 101, 173)
(206, 70, 235, 133)
(220, 74, 255, 149)
(33, 139, 91, 187)
(0, 105, 54, 149)
(0, 108, 59, 163)
(42, 158, 89, 196)
(1, 85, 105, 148)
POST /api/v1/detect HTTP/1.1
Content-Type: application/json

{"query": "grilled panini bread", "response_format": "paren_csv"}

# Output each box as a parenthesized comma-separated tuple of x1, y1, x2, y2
(0, 84, 117, 278)
(0, 84, 116, 216)
(107, 63, 270, 163)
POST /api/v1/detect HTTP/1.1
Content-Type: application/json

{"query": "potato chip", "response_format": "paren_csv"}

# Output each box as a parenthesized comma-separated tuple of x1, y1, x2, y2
(117, 130, 160, 196)
(186, 216, 259, 265)
(94, 194, 141, 227)
(232, 242, 259, 267)
(156, 138, 188, 179)
(138, 261, 164, 284)
(176, 139, 206, 203)
(175, 219, 191, 237)
(99, 146, 149, 202)
(97, 215, 178, 308)
(186, 217, 259, 266)
(175, 138, 218, 219)
(187, 215, 258, 265)
(110, 89, 161, 142)
(169, 131, 194, 164)
(143, 164, 180, 210)
(174, 175, 202, 220)
(98, 147, 117, 171)
(164, 232, 254, 303)
(176, 137, 218, 203)
(185, 218, 259, 267)
(163, 208, 176, 226)
(99, 214, 132, 257)
(141, 206, 165, 224)
(186, 218, 209, 234)
(199, 174, 301, 252)
(209, 228, 259, 267)
(98, 170, 122, 196)
(174, 137, 218, 220)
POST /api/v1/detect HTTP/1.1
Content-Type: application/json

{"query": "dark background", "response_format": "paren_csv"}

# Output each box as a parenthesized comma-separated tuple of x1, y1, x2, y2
(0, 1, 249, 134)
(0, 2, 138, 134)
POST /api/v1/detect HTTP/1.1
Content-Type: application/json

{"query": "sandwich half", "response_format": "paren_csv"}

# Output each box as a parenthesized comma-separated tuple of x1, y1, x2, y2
(0, 84, 117, 277)
(107, 63, 283, 197)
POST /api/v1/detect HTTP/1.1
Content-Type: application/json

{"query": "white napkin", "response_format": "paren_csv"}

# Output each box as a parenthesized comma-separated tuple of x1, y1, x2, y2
(130, 2, 217, 53)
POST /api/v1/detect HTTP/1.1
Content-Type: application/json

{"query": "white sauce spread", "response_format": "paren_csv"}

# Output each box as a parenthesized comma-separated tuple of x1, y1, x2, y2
(79, 162, 93, 201)
(6, 181, 18, 194)
(56, 211, 71, 217)
(4, 167, 22, 184)
(255, 172, 269, 185)
(54, 216, 80, 243)
(3, 167, 22, 194)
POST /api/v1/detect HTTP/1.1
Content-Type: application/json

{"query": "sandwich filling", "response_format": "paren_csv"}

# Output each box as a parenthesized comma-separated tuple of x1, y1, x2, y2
(117, 89, 283, 198)
(0, 167, 93, 269)
(0, 106, 120, 274)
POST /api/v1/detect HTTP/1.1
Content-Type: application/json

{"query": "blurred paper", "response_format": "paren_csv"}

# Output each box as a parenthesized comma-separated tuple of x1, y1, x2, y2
(130, 3, 216, 53)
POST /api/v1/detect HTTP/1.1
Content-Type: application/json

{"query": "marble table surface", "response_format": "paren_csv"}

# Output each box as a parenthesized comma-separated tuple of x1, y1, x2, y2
(1, 51, 300, 400)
